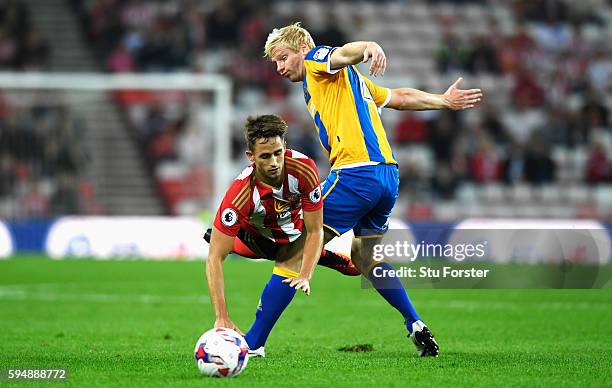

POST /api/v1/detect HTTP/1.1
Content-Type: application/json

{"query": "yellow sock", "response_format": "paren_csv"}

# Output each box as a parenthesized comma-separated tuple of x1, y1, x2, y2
(272, 266, 299, 278)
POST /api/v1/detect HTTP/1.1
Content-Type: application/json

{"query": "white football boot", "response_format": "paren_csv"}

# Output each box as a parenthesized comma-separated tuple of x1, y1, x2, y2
(410, 320, 439, 357)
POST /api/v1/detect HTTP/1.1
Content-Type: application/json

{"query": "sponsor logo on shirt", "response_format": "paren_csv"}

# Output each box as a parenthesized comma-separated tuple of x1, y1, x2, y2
(313, 47, 330, 61)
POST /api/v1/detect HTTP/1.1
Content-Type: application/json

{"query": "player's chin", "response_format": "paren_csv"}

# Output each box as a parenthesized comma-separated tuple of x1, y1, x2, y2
(267, 170, 280, 179)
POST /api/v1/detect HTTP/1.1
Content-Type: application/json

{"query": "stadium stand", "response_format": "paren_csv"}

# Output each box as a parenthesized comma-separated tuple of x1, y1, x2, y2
(0, 0, 100, 219)
(3, 0, 611, 220)
(4, 0, 165, 217)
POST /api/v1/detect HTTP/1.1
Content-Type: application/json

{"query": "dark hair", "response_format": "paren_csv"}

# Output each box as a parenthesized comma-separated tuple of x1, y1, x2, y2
(244, 114, 287, 151)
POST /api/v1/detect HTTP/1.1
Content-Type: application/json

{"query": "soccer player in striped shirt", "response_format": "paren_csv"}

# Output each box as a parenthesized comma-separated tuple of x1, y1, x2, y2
(206, 114, 353, 356)
(265, 22, 483, 356)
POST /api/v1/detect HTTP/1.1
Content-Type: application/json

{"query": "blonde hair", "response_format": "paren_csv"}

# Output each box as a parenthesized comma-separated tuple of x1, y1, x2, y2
(264, 22, 315, 59)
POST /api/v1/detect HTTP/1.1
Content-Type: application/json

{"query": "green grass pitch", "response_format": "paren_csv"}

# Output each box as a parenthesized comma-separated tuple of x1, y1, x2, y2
(0, 256, 610, 387)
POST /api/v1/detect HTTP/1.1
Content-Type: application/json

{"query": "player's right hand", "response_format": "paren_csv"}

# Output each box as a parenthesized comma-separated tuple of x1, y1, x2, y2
(214, 317, 244, 336)
(442, 77, 483, 110)
(282, 277, 311, 295)
(363, 42, 386, 77)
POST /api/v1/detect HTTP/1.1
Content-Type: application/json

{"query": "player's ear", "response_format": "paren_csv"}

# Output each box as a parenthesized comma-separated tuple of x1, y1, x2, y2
(298, 43, 310, 55)
(246, 149, 254, 162)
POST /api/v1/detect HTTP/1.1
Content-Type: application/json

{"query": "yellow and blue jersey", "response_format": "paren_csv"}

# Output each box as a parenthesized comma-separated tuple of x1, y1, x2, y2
(303, 45, 397, 169)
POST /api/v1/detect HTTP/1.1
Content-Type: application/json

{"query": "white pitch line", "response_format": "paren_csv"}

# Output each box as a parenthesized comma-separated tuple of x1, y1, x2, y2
(0, 287, 209, 304)
(424, 300, 612, 311)
(357, 298, 611, 311)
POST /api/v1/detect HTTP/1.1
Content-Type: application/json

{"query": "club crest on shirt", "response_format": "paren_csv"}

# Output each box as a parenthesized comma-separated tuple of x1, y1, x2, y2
(274, 200, 290, 214)
(274, 193, 302, 219)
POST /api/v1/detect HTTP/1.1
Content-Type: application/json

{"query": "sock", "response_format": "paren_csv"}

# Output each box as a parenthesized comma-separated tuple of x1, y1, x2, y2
(367, 262, 421, 333)
(244, 267, 297, 349)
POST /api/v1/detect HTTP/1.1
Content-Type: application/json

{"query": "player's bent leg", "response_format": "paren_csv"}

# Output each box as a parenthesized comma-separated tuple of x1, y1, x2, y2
(203, 228, 271, 259)
(243, 264, 298, 356)
(274, 241, 302, 272)
(319, 227, 360, 276)
(349, 237, 365, 272)
(320, 250, 360, 276)
(204, 227, 358, 275)
(358, 238, 419, 320)
(275, 229, 359, 275)
(358, 236, 439, 356)
(323, 227, 338, 245)
(244, 241, 302, 357)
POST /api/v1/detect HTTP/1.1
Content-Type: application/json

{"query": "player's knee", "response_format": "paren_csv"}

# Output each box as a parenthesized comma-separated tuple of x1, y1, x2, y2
(350, 238, 364, 269)
(358, 238, 383, 269)
(274, 239, 302, 264)
(274, 256, 301, 273)
(351, 238, 362, 257)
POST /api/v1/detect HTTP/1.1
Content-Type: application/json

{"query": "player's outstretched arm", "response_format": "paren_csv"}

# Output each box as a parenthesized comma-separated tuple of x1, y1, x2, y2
(206, 226, 244, 335)
(282, 208, 324, 295)
(386, 77, 483, 111)
(330, 41, 386, 76)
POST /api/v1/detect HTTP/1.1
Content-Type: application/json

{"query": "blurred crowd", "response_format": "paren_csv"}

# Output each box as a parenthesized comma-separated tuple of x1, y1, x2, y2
(0, 0, 50, 70)
(71, 1, 610, 196)
(71, 0, 358, 152)
(0, 1, 97, 219)
(71, 0, 284, 169)
(415, 0, 611, 200)
(0, 97, 96, 219)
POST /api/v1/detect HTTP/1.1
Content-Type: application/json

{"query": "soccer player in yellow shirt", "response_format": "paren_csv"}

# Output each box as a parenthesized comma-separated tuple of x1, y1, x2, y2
(264, 22, 483, 357)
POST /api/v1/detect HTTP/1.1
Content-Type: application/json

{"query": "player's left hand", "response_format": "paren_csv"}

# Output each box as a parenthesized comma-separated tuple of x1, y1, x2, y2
(363, 42, 386, 77)
(282, 277, 311, 295)
(443, 77, 483, 110)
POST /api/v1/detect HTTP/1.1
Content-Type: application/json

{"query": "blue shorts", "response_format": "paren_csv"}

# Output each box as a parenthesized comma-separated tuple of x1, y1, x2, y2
(321, 164, 399, 237)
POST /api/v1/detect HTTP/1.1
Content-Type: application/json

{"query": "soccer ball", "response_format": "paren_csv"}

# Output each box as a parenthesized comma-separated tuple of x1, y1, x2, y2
(194, 328, 249, 377)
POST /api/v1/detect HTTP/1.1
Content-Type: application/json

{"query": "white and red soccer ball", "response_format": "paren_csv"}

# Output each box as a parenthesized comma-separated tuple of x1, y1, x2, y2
(194, 328, 249, 377)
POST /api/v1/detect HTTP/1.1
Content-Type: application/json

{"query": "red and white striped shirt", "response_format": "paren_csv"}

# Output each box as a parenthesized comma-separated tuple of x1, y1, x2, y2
(213, 149, 322, 244)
